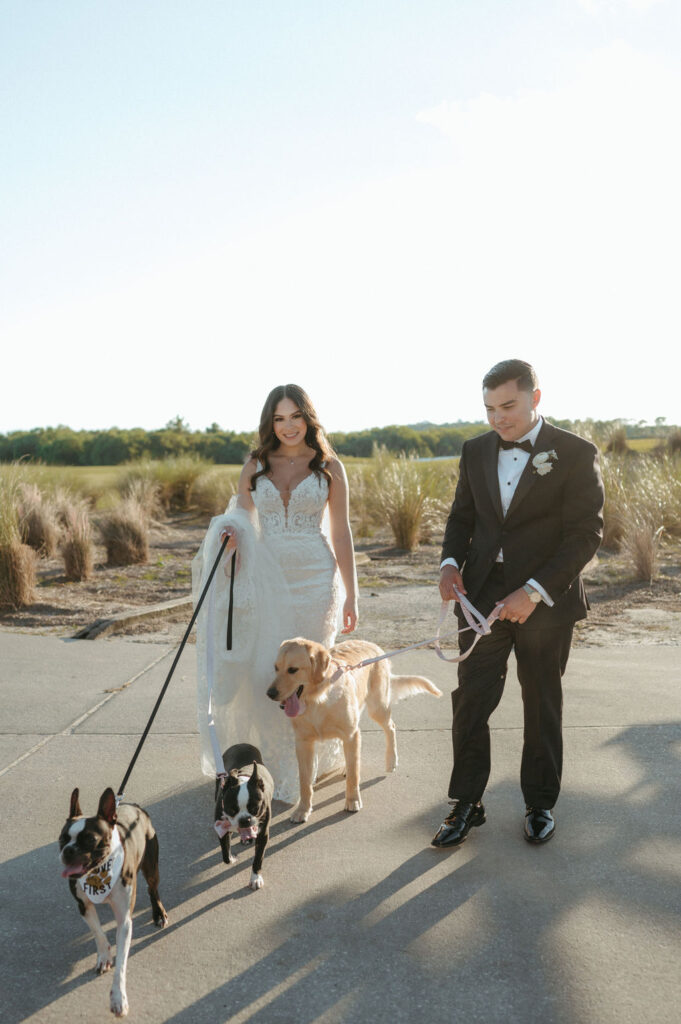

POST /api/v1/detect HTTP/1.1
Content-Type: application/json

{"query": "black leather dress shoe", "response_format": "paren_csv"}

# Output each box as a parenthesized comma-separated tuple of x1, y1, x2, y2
(431, 801, 486, 848)
(524, 807, 555, 843)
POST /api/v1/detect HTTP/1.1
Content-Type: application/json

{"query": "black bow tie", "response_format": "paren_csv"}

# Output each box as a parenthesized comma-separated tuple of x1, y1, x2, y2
(499, 438, 533, 454)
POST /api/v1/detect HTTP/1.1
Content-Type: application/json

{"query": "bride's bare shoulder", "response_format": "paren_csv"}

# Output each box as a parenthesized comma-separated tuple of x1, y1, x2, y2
(325, 456, 345, 475)
(238, 457, 259, 492)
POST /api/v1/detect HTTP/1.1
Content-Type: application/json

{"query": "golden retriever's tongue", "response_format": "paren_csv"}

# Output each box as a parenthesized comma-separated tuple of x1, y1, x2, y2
(284, 692, 301, 718)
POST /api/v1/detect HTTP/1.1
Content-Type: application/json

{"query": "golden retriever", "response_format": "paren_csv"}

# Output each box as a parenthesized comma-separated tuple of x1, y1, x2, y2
(267, 637, 441, 822)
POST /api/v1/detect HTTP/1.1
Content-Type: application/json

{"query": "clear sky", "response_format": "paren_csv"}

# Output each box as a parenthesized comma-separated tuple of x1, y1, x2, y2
(2, 0, 679, 435)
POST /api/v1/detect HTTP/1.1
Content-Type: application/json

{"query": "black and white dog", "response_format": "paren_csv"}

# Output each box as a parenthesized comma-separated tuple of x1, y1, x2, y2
(59, 787, 168, 1017)
(214, 743, 274, 890)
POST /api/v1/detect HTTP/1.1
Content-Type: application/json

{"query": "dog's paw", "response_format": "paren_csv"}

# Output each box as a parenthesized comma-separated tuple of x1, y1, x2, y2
(344, 797, 362, 813)
(290, 804, 311, 823)
(153, 908, 169, 928)
(96, 950, 113, 974)
(110, 986, 129, 1017)
(248, 871, 264, 890)
(222, 851, 237, 865)
(385, 756, 398, 772)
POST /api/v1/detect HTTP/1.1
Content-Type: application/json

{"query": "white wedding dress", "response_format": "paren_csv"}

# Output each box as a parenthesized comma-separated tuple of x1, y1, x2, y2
(192, 469, 343, 803)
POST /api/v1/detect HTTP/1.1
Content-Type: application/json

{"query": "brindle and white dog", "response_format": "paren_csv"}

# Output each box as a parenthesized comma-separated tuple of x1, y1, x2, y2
(59, 787, 168, 1017)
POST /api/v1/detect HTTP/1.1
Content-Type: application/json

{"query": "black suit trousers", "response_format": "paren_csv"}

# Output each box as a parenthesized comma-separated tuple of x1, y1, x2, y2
(449, 565, 573, 809)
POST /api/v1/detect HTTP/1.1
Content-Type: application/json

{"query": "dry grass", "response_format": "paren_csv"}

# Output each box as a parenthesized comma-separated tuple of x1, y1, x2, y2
(120, 457, 210, 511)
(60, 497, 94, 581)
(347, 465, 375, 538)
(98, 497, 150, 566)
(360, 449, 456, 551)
(192, 470, 238, 517)
(18, 482, 60, 557)
(621, 517, 665, 583)
(600, 456, 629, 550)
(0, 542, 37, 609)
(120, 476, 163, 521)
(601, 451, 681, 582)
(0, 467, 37, 608)
(605, 425, 629, 455)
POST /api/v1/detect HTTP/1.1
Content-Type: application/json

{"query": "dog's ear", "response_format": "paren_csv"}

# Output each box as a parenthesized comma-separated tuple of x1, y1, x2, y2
(97, 788, 118, 826)
(310, 644, 331, 684)
(69, 788, 82, 818)
(252, 762, 265, 791)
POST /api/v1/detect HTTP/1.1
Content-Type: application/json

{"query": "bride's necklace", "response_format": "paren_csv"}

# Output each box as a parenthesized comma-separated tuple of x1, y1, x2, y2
(282, 450, 307, 465)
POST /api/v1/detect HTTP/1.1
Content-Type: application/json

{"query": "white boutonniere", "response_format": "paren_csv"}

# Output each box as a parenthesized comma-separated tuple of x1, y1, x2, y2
(532, 449, 558, 476)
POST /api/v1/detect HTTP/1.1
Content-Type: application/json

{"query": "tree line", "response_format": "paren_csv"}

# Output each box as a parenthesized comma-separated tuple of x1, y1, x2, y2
(0, 416, 676, 466)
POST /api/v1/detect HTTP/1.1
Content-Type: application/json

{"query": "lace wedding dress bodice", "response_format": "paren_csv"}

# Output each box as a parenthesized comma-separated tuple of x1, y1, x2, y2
(255, 472, 329, 535)
(193, 469, 342, 804)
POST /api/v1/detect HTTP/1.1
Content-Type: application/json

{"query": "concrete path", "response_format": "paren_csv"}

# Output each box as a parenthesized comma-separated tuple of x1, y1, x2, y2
(1, 632, 680, 1024)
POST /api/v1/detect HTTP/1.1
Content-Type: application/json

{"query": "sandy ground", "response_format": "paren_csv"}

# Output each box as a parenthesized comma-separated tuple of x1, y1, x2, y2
(1, 514, 679, 648)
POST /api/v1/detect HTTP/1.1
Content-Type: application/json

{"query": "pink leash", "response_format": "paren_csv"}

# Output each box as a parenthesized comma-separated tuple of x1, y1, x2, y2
(334, 589, 503, 675)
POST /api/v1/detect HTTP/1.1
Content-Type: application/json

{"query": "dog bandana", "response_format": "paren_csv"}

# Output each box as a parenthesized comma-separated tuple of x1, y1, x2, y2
(214, 817, 231, 839)
(77, 826, 124, 903)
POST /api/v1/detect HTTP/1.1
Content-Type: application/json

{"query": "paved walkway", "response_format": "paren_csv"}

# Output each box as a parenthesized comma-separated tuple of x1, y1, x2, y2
(1, 632, 680, 1023)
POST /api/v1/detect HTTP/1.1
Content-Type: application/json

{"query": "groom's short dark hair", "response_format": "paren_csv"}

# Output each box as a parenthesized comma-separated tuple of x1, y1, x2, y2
(483, 359, 538, 393)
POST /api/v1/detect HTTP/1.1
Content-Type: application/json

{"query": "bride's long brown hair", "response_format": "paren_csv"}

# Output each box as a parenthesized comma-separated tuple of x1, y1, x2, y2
(250, 384, 335, 491)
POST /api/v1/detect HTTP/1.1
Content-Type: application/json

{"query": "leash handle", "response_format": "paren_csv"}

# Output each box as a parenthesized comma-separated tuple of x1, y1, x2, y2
(117, 532, 231, 800)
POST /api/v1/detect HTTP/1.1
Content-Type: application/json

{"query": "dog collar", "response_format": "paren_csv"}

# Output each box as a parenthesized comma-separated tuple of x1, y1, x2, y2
(77, 826, 124, 904)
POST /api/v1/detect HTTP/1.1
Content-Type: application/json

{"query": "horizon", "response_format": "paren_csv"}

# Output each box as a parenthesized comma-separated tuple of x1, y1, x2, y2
(1, 412, 677, 439)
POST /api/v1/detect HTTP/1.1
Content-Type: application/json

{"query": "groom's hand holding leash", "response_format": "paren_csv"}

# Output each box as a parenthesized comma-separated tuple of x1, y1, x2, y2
(439, 564, 466, 603)
(496, 588, 537, 625)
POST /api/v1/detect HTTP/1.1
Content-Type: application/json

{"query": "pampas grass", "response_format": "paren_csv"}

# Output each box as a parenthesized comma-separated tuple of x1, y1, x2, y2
(621, 517, 665, 584)
(120, 476, 163, 521)
(0, 543, 36, 608)
(18, 482, 60, 557)
(347, 465, 375, 538)
(361, 448, 454, 551)
(0, 467, 36, 608)
(99, 497, 149, 566)
(601, 452, 681, 553)
(60, 497, 94, 581)
(605, 425, 629, 455)
(120, 456, 210, 511)
(192, 471, 238, 517)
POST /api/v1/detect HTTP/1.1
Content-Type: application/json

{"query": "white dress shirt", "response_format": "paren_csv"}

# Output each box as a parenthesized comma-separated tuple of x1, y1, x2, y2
(441, 417, 553, 605)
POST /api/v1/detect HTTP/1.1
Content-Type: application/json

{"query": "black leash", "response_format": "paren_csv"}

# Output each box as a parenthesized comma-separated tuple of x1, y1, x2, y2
(226, 547, 235, 650)
(116, 532, 233, 803)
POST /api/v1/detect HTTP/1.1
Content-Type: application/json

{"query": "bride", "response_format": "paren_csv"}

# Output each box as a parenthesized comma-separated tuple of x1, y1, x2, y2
(192, 384, 359, 805)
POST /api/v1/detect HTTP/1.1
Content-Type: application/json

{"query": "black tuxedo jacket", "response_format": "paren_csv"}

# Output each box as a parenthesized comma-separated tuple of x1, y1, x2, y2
(441, 420, 605, 628)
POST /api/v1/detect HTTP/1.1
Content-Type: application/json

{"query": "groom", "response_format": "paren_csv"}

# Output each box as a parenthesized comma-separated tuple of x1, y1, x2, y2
(432, 359, 604, 848)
